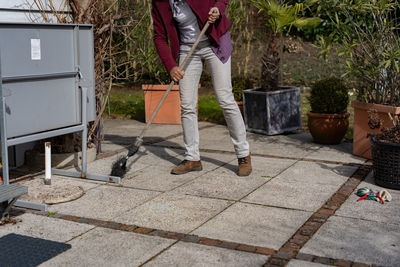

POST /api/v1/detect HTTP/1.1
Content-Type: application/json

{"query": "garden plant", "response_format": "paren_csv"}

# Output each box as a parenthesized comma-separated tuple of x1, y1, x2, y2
(316, 0, 400, 105)
(242, 0, 321, 135)
(249, 0, 322, 91)
(307, 77, 350, 144)
(315, 0, 400, 157)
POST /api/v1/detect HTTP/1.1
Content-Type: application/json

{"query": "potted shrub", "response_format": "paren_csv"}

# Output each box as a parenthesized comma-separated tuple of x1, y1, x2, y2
(307, 77, 350, 145)
(316, 0, 400, 158)
(244, 0, 322, 135)
(368, 111, 400, 189)
(232, 76, 254, 116)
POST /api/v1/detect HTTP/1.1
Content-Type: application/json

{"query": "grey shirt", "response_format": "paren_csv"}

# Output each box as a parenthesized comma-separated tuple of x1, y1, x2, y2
(169, 0, 208, 44)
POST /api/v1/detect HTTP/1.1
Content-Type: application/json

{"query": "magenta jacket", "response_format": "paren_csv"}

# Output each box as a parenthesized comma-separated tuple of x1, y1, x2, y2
(151, 0, 231, 73)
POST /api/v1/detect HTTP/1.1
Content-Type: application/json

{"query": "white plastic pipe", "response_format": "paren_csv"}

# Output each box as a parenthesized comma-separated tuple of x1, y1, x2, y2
(44, 142, 51, 185)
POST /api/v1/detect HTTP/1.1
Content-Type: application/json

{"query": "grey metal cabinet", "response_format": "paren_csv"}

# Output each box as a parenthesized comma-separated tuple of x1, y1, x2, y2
(0, 23, 96, 139)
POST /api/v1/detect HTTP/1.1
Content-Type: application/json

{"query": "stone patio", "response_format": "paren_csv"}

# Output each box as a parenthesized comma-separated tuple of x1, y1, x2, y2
(1, 118, 399, 267)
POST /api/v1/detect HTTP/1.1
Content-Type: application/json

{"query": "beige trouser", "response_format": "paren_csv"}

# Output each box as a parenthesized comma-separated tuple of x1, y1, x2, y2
(179, 41, 250, 161)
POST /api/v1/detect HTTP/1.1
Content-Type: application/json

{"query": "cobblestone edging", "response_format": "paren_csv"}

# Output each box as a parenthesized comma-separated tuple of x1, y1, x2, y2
(22, 163, 375, 267)
(35, 212, 278, 256)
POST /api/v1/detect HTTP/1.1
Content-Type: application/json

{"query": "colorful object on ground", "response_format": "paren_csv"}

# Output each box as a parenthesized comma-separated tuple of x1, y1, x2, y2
(379, 190, 392, 202)
(356, 187, 392, 204)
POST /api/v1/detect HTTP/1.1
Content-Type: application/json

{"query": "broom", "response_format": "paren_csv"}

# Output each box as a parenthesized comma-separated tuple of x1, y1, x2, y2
(110, 21, 211, 177)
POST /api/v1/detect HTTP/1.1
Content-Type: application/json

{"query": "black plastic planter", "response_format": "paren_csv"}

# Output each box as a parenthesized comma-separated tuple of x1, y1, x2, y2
(243, 86, 302, 135)
(370, 135, 400, 190)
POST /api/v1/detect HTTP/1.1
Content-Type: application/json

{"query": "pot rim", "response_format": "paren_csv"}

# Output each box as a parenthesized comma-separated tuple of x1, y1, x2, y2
(142, 84, 180, 91)
(307, 111, 350, 119)
(369, 134, 400, 147)
(243, 86, 300, 95)
(351, 100, 400, 114)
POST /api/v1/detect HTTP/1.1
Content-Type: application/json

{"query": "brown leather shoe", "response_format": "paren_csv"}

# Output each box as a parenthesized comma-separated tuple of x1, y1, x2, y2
(171, 160, 202, 175)
(238, 154, 252, 176)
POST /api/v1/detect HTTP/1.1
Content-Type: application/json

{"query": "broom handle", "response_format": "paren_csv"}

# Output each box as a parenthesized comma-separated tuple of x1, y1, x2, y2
(136, 21, 211, 145)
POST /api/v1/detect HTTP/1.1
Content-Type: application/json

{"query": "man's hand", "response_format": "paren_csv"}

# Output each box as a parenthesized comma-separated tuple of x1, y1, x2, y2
(170, 66, 185, 82)
(208, 7, 220, 24)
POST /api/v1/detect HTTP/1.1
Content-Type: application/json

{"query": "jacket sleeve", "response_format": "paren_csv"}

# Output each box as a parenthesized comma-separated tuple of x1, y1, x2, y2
(213, 0, 229, 17)
(152, 4, 178, 73)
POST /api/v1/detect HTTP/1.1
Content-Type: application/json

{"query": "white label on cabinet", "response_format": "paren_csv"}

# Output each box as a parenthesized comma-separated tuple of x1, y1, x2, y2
(31, 39, 41, 60)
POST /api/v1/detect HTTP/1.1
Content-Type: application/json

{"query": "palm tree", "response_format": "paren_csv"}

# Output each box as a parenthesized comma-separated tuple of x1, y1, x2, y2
(249, 0, 322, 91)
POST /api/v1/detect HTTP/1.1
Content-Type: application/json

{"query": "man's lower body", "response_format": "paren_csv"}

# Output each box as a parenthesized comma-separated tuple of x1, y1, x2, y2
(171, 41, 251, 176)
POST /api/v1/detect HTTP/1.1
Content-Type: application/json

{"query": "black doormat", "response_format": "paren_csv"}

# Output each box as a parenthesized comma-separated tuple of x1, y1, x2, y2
(0, 233, 71, 266)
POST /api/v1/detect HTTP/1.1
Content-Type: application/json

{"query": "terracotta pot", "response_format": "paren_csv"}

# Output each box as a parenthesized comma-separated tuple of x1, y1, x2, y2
(307, 112, 350, 145)
(352, 100, 400, 159)
(142, 84, 181, 124)
(236, 101, 244, 117)
(142, 84, 200, 125)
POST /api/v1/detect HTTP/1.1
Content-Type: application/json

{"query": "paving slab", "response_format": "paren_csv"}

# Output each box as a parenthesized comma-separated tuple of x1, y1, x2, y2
(173, 169, 267, 200)
(105, 119, 215, 148)
(152, 125, 237, 153)
(48, 185, 160, 221)
(84, 152, 150, 178)
(193, 202, 312, 250)
(161, 128, 320, 158)
(287, 259, 329, 267)
(174, 156, 296, 200)
(103, 118, 184, 139)
(141, 145, 185, 161)
(40, 227, 175, 267)
(336, 172, 400, 226)
(144, 241, 269, 267)
(195, 124, 232, 141)
(213, 167, 278, 181)
(121, 145, 184, 169)
(196, 125, 244, 152)
(122, 165, 202, 192)
(270, 161, 355, 186)
(194, 125, 271, 153)
(115, 192, 232, 234)
(138, 149, 237, 172)
(196, 152, 237, 171)
(214, 156, 297, 175)
(123, 151, 237, 192)
(243, 181, 340, 212)
(152, 136, 193, 151)
(246, 132, 321, 158)
(0, 213, 94, 242)
(305, 142, 367, 164)
(300, 215, 400, 267)
(100, 142, 127, 153)
(243, 162, 357, 211)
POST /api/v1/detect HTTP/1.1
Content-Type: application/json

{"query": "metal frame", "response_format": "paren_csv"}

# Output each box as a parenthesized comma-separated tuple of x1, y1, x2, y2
(0, 184, 28, 220)
(0, 25, 121, 211)
(0, 8, 72, 15)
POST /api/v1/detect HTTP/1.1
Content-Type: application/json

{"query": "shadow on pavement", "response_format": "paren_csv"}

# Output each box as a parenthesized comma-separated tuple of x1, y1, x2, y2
(104, 135, 238, 174)
(0, 233, 71, 266)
